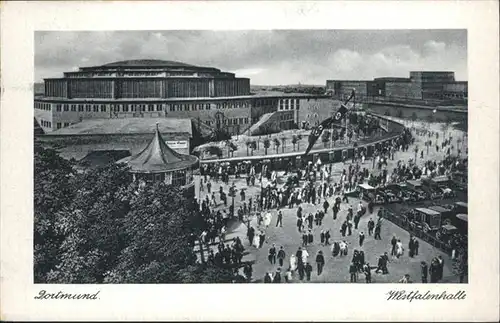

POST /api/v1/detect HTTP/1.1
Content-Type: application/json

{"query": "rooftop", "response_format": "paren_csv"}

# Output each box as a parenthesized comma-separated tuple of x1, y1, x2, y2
(100, 59, 196, 68)
(47, 118, 192, 136)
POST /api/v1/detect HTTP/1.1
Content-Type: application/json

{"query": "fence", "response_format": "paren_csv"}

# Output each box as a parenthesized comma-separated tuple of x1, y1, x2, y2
(380, 208, 453, 255)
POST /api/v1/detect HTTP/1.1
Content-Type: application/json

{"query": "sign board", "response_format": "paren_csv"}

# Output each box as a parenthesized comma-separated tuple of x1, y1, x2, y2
(165, 140, 188, 149)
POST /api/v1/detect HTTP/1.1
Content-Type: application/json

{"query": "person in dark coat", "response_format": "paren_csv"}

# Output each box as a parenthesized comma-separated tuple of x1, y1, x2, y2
(347, 221, 353, 236)
(302, 232, 308, 246)
(414, 239, 419, 256)
(332, 204, 339, 220)
(276, 210, 283, 227)
(273, 268, 281, 283)
(264, 272, 272, 283)
(420, 261, 428, 283)
(391, 236, 397, 256)
(359, 231, 365, 247)
(244, 264, 253, 282)
(259, 231, 266, 248)
(409, 237, 415, 258)
(353, 214, 360, 230)
(247, 226, 255, 246)
(305, 262, 313, 281)
(323, 200, 330, 215)
(307, 213, 314, 229)
(277, 246, 286, 267)
(332, 241, 340, 257)
(363, 263, 372, 283)
(429, 258, 440, 283)
(297, 215, 303, 232)
(367, 218, 375, 236)
(307, 230, 314, 244)
(368, 201, 374, 214)
(341, 221, 347, 237)
(437, 255, 444, 280)
(268, 244, 277, 264)
(349, 262, 357, 282)
(324, 230, 331, 245)
(316, 250, 325, 275)
(320, 230, 325, 245)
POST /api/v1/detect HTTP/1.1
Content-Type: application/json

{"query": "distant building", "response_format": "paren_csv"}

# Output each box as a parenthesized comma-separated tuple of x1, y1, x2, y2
(326, 71, 467, 103)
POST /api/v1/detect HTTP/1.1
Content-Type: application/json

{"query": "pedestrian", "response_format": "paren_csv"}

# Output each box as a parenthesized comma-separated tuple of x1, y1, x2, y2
(277, 246, 286, 267)
(420, 261, 428, 283)
(391, 236, 397, 256)
(285, 267, 292, 283)
(259, 231, 265, 248)
(305, 262, 313, 281)
(349, 261, 357, 282)
(399, 274, 412, 283)
(437, 255, 444, 280)
(363, 263, 372, 283)
(374, 224, 381, 240)
(320, 230, 325, 245)
(243, 264, 253, 282)
(268, 244, 277, 264)
(324, 230, 331, 245)
(308, 230, 314, 244)
(276, 210, 283, 227)
(409, 236, 415, 258)
(316, 250, 325, 275)
(273, 268, 281, 283)
(368, 218, 375, 236)
(359, 231, 365, 247)
(414, 239, 419, 256)
(264, 272, 273, 283)
(302, 232, 308, 246)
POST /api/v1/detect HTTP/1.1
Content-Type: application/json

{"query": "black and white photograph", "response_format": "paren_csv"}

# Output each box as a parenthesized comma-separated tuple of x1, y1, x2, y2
(34, 30, 469, 284)
(1, 1, 499, 321)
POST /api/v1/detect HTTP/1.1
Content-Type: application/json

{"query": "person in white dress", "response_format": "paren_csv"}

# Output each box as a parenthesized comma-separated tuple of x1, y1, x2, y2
(396, 240, 404, 258)
(290, 254, 297, 272)
(302, 248, 309, 264)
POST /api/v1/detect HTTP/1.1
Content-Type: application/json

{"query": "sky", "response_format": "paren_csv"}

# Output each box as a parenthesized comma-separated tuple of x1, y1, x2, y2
(35, 30, 467, 85)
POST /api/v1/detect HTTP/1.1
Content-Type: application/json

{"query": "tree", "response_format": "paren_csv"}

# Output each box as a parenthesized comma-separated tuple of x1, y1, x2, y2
(410, 112, 418, 124)
(273, 137, 281, 154)
(321, 130, 331, 148)
(34, 146, 76, 283)
(206, 145, 223, 159)
(35, 149, 233, 284)
(250, 141, 257, 156)
(291, 135, 298, 152)
(396, 109, 404, 118)
(297, 134, 303, 151)
(280, 137, 287, 153)
(263, 138, 270, 155)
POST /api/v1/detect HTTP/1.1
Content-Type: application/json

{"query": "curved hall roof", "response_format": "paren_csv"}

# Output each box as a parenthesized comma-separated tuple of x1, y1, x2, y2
(100, 59, 196, 68)
(125, 123, 198, 173)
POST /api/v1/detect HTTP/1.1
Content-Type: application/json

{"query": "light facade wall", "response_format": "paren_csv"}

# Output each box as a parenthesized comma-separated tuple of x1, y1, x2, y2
(385, 81, 422, 99)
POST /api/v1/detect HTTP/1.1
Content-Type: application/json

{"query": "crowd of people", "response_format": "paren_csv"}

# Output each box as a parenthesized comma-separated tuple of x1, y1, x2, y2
(193, 119, 467, 284)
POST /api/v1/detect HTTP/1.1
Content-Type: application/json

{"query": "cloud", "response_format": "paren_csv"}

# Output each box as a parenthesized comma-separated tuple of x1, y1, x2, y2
(34, 30, 467, 84)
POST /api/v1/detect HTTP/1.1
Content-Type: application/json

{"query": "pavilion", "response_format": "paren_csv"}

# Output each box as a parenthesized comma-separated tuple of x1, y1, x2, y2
(118, 123, 199, 191)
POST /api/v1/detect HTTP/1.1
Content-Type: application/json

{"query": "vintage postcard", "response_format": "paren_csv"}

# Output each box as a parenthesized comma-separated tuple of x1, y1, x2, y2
(1, 1, 499, 321)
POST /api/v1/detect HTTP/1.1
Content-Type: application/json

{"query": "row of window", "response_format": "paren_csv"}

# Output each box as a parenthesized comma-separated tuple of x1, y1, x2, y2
(35, 101, 252, 113)
(56, 122, 72, 129)
(279, 98, 301, 110)
(39, 119, 52, 128)
(204, 117, 249, 127)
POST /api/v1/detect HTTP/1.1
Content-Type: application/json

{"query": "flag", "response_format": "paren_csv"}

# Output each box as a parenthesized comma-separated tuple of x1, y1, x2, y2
(304, 104, 348, 156)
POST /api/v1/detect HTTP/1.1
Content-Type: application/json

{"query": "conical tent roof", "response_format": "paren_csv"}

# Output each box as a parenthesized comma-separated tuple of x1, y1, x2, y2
(127, 123, 198, 173)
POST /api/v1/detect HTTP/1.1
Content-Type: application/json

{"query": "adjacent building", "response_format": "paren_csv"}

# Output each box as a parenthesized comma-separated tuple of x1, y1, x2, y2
(326, 71, 467, 102)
